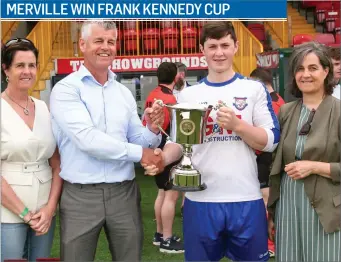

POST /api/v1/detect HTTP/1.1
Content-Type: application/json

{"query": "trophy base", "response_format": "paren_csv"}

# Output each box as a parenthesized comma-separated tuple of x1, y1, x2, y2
(169, 166, 207, 192)
(170, 182, 207, 192)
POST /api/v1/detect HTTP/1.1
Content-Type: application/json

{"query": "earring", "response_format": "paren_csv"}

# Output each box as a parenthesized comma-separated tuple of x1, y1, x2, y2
(5, 76, 9, 82)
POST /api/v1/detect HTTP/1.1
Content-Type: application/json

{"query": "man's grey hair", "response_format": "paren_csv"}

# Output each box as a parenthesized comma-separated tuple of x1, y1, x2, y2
(81, 21, 117, 40)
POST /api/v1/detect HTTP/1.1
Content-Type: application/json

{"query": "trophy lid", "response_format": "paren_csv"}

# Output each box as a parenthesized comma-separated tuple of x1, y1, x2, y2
(167, 102, 211, 111)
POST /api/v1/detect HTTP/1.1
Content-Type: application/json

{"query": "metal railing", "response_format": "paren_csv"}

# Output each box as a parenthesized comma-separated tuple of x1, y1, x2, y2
(264, 21, 289, 48)
(26, 21, 62, 96)
(232, 21, 263, 76)
(1, 21, 19, 43)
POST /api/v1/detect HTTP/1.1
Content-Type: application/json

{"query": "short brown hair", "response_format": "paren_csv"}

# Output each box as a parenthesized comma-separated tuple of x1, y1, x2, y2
(288, 41, 334, 98)
(250, 68, 273, 86)
(200, 21, 237, 46)
(157, 62, 177, 85)
(327, 47, 340, 61)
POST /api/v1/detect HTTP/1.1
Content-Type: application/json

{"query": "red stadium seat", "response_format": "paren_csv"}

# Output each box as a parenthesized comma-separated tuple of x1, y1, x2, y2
(123, 29, 138, 53)
(314, 2, 333, 25)
(161, 27, 179, 53)
(292, 34, 314, 46)
(247, 24, 266, 42)
(314, 33, 335, 45)
(122, 21, 138, 53)
(142, 27, 159, 53)
(325, 10, 339, 33)
(182, 26, 198, 51)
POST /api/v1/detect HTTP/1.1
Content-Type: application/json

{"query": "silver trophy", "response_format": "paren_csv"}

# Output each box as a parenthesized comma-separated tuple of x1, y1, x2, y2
(156, 101, 213, 192)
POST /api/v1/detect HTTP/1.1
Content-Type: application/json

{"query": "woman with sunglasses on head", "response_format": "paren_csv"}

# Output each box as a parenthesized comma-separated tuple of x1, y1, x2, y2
(268, 41, 340, 262)
(1, 38, 62, 262)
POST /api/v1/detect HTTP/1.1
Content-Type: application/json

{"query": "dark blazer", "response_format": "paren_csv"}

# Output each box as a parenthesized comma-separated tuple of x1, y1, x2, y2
(268, 95, 340, 234)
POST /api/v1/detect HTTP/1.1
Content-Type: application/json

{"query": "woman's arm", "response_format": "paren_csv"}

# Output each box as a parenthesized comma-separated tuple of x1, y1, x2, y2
(312, 161, 340, 182)
(1, 177, 33, 222)
(31, 148, 63, 234)
(285, 160, 340, 183)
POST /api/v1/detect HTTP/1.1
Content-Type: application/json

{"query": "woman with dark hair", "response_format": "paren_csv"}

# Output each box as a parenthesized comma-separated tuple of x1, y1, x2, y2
(1, 38, 62, 261)
(268, 41, 340, 261)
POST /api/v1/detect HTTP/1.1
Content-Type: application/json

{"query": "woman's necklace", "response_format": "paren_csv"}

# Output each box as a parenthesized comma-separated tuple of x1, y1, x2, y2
(5, 91, 29, 115)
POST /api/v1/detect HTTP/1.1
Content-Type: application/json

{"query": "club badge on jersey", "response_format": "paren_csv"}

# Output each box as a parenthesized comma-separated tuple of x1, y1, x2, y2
(233, 97, 248, 111)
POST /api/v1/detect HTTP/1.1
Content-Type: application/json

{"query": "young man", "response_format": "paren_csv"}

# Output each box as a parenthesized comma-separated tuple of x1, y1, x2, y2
(250, 67, 285, 258)
(142, 62, 184, 253)
(144, 21, 279, 261)
(328, 47, 340, 99)
(50, 21, 164, 262)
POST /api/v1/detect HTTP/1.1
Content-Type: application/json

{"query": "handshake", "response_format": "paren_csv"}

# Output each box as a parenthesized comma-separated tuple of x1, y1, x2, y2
(140, 148, 164, 176)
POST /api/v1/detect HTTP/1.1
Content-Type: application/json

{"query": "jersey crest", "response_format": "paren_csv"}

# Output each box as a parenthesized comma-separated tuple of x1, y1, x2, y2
(233, 97, 248, 111)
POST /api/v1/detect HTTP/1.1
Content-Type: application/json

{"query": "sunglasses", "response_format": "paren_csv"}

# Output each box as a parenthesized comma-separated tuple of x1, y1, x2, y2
(5, 38, 33, 48)
(299, 109, 316, 136)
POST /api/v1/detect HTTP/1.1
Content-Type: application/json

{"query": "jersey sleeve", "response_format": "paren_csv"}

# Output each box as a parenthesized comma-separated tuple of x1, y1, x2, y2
(253, 83, 280, 152)
(142, 97, 151, 127)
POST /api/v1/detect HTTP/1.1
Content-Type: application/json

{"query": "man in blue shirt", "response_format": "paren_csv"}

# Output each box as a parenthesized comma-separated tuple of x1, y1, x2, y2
(50, 21, 164, 262)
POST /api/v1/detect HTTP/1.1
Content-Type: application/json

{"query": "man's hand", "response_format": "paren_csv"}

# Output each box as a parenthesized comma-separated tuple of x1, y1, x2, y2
(23, 212, 45, 235)
(144, 101, 164, 134)
(216, 101, 241, 131)
(30, 204, 55, 236)
(141, 148, 164, 173)
(285, 160, 313, 180)
(141, 148, 164, 176)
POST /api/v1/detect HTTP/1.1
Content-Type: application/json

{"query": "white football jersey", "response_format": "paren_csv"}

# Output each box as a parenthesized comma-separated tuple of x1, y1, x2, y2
(332, 84, 340, 100)
(177, 73, 280, 202)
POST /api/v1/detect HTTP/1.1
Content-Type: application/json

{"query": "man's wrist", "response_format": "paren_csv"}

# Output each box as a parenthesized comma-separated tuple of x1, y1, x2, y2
(147, 124, 160, 135)
(232, 118, 244, 133)
(46, 202, 57, 214)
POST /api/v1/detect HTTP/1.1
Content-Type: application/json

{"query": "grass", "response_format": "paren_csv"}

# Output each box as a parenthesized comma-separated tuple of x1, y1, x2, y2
(50, 167, 274, 261)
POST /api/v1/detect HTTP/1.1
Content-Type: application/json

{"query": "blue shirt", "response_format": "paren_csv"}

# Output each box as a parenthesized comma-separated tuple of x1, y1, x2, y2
(50, 65, 161, 184)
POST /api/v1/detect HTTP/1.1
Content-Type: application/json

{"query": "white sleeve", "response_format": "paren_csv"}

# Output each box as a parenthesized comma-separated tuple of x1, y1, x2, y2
(253, 84, 280, 152)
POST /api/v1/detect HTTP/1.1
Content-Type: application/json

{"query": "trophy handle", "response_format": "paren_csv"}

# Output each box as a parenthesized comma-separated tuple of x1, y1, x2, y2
(157, 124, 170, 139)
(154, 99, 171, 139)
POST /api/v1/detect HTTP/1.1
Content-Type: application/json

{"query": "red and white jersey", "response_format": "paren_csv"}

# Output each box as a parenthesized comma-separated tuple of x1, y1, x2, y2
(177, 73, 280, 202)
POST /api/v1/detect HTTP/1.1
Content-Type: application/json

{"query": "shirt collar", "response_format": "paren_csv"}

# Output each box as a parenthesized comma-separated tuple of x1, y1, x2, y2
(77, 64, 117, 84)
